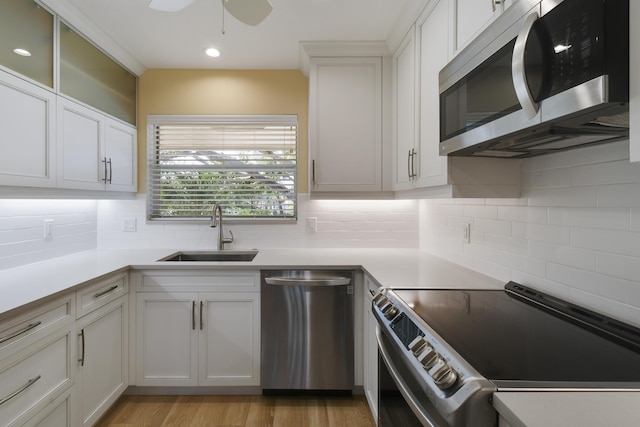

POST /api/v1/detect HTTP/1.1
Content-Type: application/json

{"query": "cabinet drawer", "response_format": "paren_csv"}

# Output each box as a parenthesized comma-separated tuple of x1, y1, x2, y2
(0, 295, 74, 359)
(22, 390, 71, 427)
(76, 272, 128, 318)
(137, 270, 259, 292)
(0, 330, 72, 427)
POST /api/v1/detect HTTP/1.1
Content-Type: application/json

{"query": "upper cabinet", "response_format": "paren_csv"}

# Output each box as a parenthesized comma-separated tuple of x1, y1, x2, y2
(301, 42, 392, 196)
(309, 57, 384, 193)
(0, 71, 56, 188)
(0, 1, 138, 193)
(57, 98, 136, 192)
(631, 0, 639, 162)
(0, 0, 54, 88)
(391, 0, 521, 198)
(453, 0, 516, 54)
(59, 21, 136, 126)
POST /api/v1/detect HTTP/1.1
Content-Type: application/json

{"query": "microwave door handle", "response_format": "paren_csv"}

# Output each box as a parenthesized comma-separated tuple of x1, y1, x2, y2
(512, 11, 540, 120)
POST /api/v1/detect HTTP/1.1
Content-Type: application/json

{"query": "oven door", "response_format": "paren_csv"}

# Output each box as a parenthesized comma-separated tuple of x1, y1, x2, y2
(377, 328, 446, 427)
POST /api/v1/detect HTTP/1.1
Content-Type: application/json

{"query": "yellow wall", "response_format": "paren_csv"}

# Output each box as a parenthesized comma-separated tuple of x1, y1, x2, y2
(137, 69, 309, 192)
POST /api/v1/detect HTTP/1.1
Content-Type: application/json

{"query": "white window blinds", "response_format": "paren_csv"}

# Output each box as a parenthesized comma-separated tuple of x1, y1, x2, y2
(147, 115, 297, 221)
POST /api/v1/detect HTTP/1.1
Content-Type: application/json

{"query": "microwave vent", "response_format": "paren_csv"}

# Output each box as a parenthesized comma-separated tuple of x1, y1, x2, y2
(591, 112, 630, 128)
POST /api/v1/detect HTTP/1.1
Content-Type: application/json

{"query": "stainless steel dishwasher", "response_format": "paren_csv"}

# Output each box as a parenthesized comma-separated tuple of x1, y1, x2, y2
(261, 270, 354, 393)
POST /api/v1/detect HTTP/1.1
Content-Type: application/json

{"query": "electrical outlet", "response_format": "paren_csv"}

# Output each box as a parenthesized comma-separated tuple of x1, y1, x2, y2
(43, 219, 54, 239)
(307, 217, 318, 232)
(462, 222, 470, 244)
(122, 217, 137, 232)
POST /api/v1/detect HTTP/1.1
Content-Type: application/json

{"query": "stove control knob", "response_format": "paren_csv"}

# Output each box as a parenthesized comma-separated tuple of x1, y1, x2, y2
(429, 360, 458, 390)
(372, 293, 387, 306)
(383, 304, 399, 320)
(408, 336, 427, 355)
(417, 347, 439, 370)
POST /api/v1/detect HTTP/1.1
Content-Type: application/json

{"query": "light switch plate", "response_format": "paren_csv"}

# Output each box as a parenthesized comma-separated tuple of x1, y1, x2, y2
(123, 217, 137, 232)
(307, 217, 317, 232)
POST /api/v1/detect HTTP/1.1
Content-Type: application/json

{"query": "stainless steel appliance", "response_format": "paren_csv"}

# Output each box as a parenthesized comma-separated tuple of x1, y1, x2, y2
(374, 282, 640, 426)
(439, 0, 629, 158)
(261, 270, 354, 393)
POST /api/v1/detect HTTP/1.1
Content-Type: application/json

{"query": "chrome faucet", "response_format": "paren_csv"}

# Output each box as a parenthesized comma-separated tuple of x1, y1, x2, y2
(210, 204, 234, 250)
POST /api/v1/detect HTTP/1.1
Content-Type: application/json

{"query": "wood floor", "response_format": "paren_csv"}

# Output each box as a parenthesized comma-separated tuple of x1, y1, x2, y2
(95, 394, 376, 427)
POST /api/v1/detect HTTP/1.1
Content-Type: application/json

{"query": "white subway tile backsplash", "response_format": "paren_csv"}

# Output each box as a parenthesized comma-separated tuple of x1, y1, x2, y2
(420, 141, 640, 328)
(97, 194, 419, 250)
(0, 200, 97, 270)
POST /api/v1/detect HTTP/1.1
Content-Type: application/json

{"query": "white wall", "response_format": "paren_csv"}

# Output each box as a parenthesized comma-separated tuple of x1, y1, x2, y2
(97, 195, 419, 250)
(420, 140, 640, 327)
(0, 200, 97, 270)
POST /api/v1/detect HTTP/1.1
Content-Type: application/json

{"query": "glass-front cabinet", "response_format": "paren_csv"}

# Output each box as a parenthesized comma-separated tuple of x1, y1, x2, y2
(59, 21, 137, 125)
(0, 0, 54, 87)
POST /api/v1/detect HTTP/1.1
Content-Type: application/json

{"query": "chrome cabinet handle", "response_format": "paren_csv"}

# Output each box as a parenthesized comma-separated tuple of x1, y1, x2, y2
(491, 0, 502, 12)
(200, 301, 204, 330)
(102, 157, 108, 183)
(369, 289, 375, 296)
(312, 159, 316, 186)
(0, 321, 41, 344)
(407, 150, 412, 179)
(78, 329, 85, 366)
(411, 148, 417, 178)
(94, 285, 118, 299)
(0, 375, 41, 405)
(512, 11, 540, 119)
(264, 277, 351, 286)
(192, 301, 196, 330)
(107, 158, 113, 184)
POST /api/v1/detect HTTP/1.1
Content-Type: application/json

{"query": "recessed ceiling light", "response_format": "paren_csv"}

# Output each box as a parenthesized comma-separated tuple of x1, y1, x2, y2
(13, 48, 31, 57)
(205, 48, 221, 58)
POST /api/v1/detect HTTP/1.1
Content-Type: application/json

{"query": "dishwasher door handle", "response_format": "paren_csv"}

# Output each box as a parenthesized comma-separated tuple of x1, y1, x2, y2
(264, 277, 351, 286)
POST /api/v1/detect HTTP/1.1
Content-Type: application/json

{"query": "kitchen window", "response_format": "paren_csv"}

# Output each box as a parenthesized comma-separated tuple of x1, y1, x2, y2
(147, 115, 297, 222)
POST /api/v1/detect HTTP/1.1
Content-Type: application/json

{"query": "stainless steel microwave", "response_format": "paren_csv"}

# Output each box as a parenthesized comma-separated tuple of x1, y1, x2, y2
(439, 0, 629, 158)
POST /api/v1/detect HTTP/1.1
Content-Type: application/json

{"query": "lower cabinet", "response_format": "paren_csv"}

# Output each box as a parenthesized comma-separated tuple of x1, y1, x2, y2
(136, 291, 260, 387)
(75, 296, 128, 426)
(363, 275, 379, 423)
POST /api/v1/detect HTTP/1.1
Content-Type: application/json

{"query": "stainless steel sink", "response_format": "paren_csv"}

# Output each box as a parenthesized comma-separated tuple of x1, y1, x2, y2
(158, 250, 258, 262)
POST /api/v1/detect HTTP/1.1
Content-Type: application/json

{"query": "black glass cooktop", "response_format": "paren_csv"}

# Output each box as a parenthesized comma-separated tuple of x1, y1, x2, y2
(394, 283, 640, 387)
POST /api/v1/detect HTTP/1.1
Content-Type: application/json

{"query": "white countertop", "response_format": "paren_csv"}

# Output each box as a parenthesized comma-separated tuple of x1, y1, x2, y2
(0, 247, 503, 317)
(494, 392, 640, 427)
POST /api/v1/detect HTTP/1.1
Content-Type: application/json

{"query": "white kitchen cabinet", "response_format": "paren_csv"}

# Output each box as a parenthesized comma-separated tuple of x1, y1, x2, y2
(134, 270, 260, 388)
(309, 57, 384, 193)
(391, 0, 521, 198)
(0, 294, 75, 427)
(22, 390, 72, 427)
(363, 275, 379, 423)
(392, 26, 419, 191)
(452, 0, 517, 54)
(0, 70, 56, 188)
(57, 97, 136, 192)
(198, 293, 260, 386)
(75, 296, 128, 426)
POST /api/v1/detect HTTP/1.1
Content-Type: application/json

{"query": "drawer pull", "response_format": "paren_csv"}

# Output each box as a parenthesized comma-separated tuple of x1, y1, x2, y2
(0, 375, 41, 405)
(369, 289, 375, 296)
(78, 329, 85, 366)
(94, 285, 118, 299)
(0, 321, 42, 344)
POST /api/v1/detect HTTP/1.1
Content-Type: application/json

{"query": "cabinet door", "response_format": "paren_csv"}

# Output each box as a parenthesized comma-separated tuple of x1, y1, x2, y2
(198, 293, 260, 386)
(310, 57, 382, 192)
(57, 99, 104, 190)
(393, 27, 418, 191)
(415, 0, 451, 188)
(453, 0, 502, 53)
(105, 118, 137, 192)
(76, 297, 127, 427)
(0, 71, 56, 188)
(363, 278, 379, 422)
(136, 293, 198, 386)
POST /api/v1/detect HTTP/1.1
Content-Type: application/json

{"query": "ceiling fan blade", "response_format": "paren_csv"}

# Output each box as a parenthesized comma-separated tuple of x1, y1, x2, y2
(223, 0, 272, 26)
(148, 0, 194, 12)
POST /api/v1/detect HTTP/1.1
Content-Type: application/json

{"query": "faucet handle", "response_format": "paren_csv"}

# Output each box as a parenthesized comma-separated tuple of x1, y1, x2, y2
(222, 230, 234, 244)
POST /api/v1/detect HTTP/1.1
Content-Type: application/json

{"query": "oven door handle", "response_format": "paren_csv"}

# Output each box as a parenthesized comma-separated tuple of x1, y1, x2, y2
(512, 10, 540, 120)
(376, 327, 438, 427)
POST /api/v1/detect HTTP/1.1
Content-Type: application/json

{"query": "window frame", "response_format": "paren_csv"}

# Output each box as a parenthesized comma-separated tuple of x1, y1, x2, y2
(146, 114, 298, 224)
